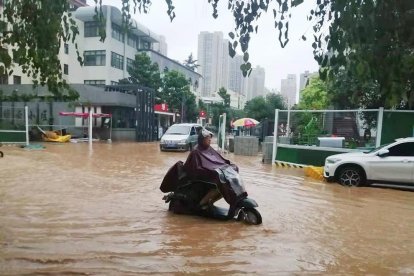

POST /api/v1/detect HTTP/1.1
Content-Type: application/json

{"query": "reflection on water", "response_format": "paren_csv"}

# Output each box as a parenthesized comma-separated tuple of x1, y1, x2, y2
(1, 143, 413, 274)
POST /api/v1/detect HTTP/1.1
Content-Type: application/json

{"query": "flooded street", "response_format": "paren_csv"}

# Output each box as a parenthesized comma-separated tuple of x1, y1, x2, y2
(1, 142, 413, 275)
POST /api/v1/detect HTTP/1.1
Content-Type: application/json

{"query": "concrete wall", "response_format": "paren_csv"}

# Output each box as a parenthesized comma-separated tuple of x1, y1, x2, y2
(234, 136, 259, 156)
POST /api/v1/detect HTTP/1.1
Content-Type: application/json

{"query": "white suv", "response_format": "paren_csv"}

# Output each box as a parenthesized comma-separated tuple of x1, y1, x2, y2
(324, 138, 414, 186)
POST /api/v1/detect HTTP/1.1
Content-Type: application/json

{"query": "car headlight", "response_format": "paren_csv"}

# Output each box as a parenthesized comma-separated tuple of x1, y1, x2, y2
(326, 158, 341, 164)
(179, 139, 187, 143)
(160, 139, 165, 143)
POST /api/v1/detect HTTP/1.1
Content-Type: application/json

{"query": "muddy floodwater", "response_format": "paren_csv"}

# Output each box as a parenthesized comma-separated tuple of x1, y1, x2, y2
(1, 142, 413, 275)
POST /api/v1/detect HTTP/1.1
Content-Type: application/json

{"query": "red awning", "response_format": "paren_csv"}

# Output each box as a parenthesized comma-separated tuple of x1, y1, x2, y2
(59, 112, 112, 118)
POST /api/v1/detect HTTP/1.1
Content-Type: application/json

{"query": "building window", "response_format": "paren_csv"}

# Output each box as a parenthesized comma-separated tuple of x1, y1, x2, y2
(84, 21, 100, 37)
(13, 75, 21, 84)
(84, 80, 105, 86)
(142, 41, 150, 49)
(111, 81, 119, 85)
(126, 58, 134, 70)
(63, 64, 69, 75)
(0, 74, 7, 84)
(111, 52, 124, 70)
(127, 34, 137, 48)
(84, 50, 106, 66)
(111, 23, 124, 42)
(64, 43, 69, 54)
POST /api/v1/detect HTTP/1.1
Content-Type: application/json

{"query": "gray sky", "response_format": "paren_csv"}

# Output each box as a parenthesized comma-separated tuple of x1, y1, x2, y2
(93, 0, 319, 91)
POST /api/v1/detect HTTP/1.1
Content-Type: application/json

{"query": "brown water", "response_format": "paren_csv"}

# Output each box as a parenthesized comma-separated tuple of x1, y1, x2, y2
(0, 143, 413, 275)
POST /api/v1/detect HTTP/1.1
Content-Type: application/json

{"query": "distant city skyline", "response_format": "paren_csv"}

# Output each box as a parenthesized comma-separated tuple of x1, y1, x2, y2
(197, 31, 265, 100)
(93, 0, 320, 91)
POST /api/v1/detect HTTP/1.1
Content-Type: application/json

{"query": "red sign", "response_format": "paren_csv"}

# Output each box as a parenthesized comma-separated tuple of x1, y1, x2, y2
(199, 110, 206, 118)
(154, 103, 169, 112)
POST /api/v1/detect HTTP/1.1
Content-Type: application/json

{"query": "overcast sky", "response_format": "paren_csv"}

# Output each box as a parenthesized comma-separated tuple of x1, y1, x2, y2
(90, 0, 319, 91)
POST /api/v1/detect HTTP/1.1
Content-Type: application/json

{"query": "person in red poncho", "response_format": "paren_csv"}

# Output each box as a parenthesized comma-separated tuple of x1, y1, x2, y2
(183, 128, 247, 211)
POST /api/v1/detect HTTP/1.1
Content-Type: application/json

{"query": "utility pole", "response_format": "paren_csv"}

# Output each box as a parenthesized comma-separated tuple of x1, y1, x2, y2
(181, 93, 184, 123)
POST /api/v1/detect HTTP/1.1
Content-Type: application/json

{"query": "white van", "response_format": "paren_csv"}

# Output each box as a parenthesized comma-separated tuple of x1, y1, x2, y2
(160, 123, 202, 151)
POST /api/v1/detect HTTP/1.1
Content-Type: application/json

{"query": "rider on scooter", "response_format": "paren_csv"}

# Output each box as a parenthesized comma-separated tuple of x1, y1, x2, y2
(182, 128, 247, 215)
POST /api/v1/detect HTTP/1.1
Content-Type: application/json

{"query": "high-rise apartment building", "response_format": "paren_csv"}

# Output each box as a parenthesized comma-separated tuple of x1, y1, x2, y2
(281, 74, 297, 106)
(197, 32, 226, 97)
(228, 55, 244, 95)
(246, 66, 266, 101)
(198, 31, 266, 103)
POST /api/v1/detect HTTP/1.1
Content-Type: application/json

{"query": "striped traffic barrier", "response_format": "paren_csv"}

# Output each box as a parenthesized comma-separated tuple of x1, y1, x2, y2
(274, 161, 306, 169)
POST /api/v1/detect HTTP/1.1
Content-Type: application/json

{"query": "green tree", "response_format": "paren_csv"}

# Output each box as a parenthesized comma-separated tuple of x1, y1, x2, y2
(313, 1, 414, 109)
(298, 77, 329, 110)
(244, 93, 286, 122)
(326, 70, 380, 110)
(1, 0, 85, 96)
(183, 53, 199, 71)
(198, 99, 207, 112)
(265, 93, 288, 114)
(217, 87, 231, 107)
(119, 53, 161, 90)
(209, 102, 227, 128)
(160, 70, 197, 122)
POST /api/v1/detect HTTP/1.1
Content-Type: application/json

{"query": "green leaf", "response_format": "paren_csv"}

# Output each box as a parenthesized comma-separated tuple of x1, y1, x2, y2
(229, 32, 235, 39)
(243, 52, 249, 62)
(228, 42, 236, 58)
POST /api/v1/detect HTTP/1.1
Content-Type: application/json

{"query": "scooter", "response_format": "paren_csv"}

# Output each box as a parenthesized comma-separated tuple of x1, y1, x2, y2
(162, 168, 262, 225)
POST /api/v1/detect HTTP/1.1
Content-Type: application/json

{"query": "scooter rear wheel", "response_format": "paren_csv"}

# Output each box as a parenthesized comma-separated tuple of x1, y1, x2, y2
(238, 208, 262, 225)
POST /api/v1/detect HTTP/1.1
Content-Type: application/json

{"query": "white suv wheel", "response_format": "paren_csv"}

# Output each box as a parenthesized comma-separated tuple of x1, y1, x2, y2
(338, 167, 365, 187)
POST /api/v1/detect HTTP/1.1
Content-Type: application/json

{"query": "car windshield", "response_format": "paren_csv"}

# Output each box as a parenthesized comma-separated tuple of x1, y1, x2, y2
(364, 143, 391, 153)
(165, 125, 191, 135)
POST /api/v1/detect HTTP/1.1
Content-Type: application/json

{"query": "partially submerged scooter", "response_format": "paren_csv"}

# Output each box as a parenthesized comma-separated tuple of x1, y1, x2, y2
(161, 164, 262, 225)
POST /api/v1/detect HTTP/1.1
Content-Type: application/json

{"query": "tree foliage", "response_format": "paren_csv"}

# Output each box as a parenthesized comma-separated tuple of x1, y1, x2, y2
(1, 0, 83, 98)
(326, 70, 381, 110)
(160, 70, 197, 122)
(244, 93, 286, 122)
(217, 87, 231, 108)
(298, 76, 329, 110)
(312, 0, 414, 109)
(119, 52, 161, 90)
(183, 53, 199, 72)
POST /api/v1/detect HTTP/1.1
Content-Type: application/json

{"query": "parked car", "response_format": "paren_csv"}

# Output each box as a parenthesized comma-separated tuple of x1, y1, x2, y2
(324, 137, 414, 186)
(160, 123, 202, 151)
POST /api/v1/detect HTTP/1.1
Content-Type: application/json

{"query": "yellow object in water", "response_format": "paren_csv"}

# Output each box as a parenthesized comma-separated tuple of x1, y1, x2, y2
(304, 166, 325, 181)
(42, 132, 71, 143)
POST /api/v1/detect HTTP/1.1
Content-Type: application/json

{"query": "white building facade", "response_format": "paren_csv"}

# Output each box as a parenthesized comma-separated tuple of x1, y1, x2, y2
(1, 4, 200, 97)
